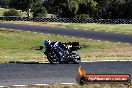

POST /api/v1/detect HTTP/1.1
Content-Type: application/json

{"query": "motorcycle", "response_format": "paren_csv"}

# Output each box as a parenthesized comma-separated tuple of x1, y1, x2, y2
(44, 42, 81, 64)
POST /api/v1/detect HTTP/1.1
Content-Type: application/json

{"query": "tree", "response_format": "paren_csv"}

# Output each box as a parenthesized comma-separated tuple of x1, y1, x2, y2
(0, 0, 10, 8)
(78, 0, 97, 18)
(107, 0, 126, 19)
(51, 0, 80, 18)
(53, 0, 69, 17)
(68, 0, 79, 18)
(124, 0, 132, 19)
(42, 0, 131, 19)
(33, 2, 47, 17)
(43, 0, 54, 14)
(9, 0, 39, 11)
(95, 0, 126, 19)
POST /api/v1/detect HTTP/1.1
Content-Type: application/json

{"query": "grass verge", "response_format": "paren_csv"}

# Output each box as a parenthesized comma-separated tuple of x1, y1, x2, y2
(0, 28, 132, 63)
(8, 84, 132, 88)
(55, 23, 132, 34)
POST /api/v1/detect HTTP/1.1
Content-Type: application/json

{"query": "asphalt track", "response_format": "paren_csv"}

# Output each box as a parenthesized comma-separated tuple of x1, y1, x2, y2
(0, 22, 132, 43)
(0, 61, 132, 86)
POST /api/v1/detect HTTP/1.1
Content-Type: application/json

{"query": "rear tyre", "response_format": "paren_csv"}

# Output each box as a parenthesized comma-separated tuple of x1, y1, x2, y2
(47, 51, 61, 64)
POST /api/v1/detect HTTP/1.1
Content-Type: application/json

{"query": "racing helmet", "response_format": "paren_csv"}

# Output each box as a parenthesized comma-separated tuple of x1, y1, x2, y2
(44, 40, 51, 46)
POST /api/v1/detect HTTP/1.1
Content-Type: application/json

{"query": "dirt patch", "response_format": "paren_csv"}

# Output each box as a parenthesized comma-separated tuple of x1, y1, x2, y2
(7, 21, 63, 28)
(0, 56, 47, 63)
(0, 28, 21, 34)
(80, 49, 132, 58)
(0, 29, 14, 33)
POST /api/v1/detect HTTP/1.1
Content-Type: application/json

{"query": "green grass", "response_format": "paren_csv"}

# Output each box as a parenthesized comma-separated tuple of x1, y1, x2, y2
(55, 23, 132, 34)
(0, 28, 132, 63)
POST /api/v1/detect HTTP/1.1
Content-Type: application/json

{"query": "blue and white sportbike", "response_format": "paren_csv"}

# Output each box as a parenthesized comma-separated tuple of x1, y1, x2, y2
(43, 40, 81, 64)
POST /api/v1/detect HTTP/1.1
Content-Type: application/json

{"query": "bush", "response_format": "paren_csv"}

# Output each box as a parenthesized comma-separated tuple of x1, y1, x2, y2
(33, 6, 47, 18)
(3, 9, 20, 16)
(77, 14, 90, 19)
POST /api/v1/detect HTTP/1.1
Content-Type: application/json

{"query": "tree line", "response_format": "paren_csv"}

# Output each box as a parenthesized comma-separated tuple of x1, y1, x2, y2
(0, 0, 132, 19)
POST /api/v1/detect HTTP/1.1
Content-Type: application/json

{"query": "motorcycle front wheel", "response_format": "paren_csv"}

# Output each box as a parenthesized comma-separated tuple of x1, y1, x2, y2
(71, 52, 81, 64)
(47, 51, 61, 64)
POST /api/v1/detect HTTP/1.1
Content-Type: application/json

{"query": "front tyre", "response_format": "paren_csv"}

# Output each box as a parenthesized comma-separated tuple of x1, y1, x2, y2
(71, 52, 81, 64)
(47, 51, 61, 64)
